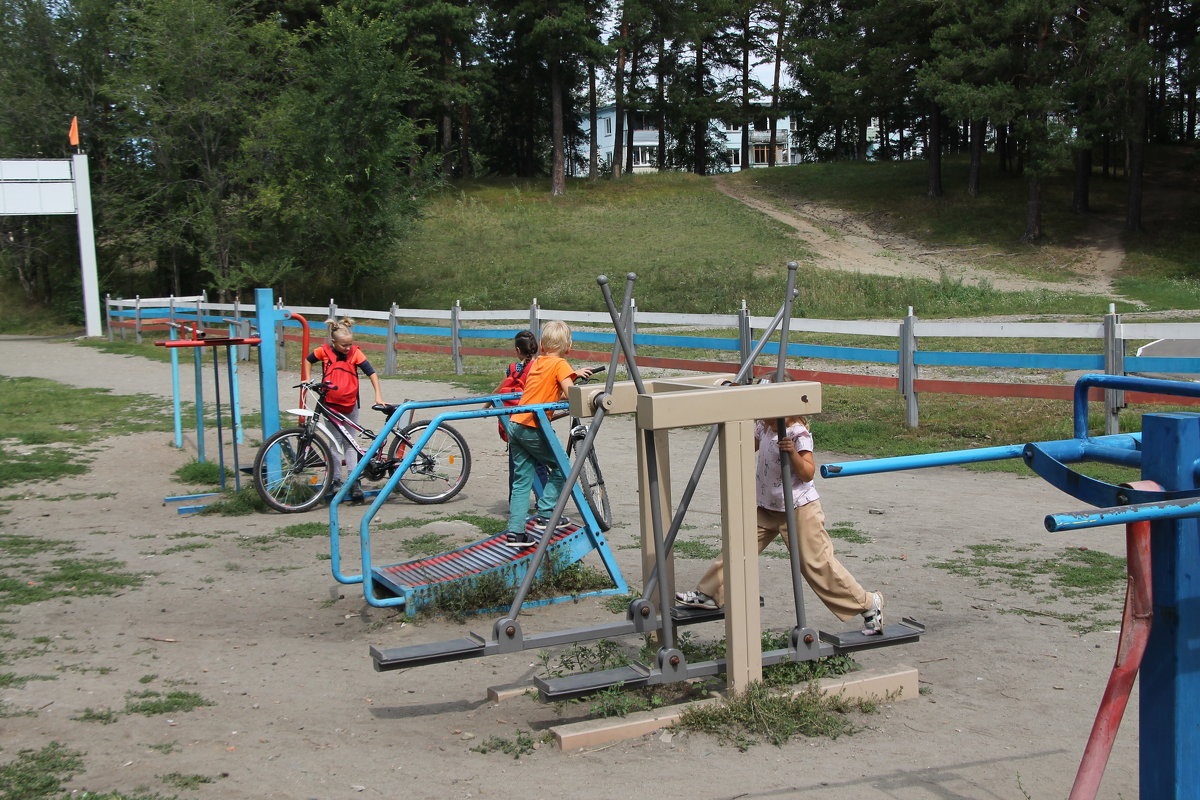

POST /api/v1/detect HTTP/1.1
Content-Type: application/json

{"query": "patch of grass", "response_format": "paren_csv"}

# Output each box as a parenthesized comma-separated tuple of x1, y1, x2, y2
(537, 639, 633, 679)
(0, 537, 147, 609)
(0, 742, 84, 799)
(159, 772, 216, 789)
(197, 486, 270, 516)
(0, 672, 56, 689)
(419, 555, 616, 621)
(0, 377, 172, 488)
(827, 521, 870, 544)
(124, 690, 215, 716)
(676, 681, 866, 750)
(674, 539, 721, 560)
(73, 707, 119, 724)
(401, 532, 456, 557)
(469, 729, 538, 759)
(929, 542, 1125, 633)
(145, 741, 179, 754)
(172, 459, 229, 486)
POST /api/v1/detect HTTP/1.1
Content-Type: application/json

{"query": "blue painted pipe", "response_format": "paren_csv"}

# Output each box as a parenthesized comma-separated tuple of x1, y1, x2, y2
(1047, 497, 1200, 532)
(1073, 373, 1200, 439)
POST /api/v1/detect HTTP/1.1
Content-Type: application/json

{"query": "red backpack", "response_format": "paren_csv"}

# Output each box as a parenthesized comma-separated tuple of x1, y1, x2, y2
(497, 360, 530, 441)
(314, 344, 363, 409)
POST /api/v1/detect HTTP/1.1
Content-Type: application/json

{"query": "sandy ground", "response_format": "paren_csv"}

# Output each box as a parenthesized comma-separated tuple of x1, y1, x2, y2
(0, 335, 1137, 800)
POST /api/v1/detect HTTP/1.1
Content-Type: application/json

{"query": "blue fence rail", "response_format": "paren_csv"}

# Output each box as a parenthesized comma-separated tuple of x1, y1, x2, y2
(105, 294, 1200, 429)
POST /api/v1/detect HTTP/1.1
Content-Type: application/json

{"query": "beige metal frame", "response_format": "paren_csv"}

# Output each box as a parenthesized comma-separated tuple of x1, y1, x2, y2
(569, 374, 822, 692)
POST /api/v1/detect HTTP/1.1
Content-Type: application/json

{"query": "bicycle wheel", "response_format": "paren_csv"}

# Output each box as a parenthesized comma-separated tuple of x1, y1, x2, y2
(386, 421, 471, 504)
(567, 433, 612, 531)
(252, 427, 333, 513)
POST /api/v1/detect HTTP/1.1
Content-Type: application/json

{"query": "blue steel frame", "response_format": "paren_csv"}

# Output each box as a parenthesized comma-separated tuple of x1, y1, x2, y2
(822, 373, 1200, 799)
(327, 396, 627, 611)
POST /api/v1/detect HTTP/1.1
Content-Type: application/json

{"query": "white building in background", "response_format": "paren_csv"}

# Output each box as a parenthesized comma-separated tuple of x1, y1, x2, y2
(582, 106, 799, 172)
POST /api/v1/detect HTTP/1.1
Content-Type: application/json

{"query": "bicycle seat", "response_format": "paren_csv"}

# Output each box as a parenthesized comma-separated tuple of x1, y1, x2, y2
(372, 403, 399, 415)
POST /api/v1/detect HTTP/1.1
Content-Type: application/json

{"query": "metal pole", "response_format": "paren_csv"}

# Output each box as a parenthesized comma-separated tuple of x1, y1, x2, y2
(1103, 305, 1126, 436)
(386, 303, 398, 376)
(900, 307, 919, 428)
(452, 301, 462, 375)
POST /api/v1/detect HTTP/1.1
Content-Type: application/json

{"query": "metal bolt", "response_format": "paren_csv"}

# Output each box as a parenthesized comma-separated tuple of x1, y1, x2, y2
(803, 634, 814, 645)
(669, 655, 680, 666)
(640, 606, 650, 617)
(505, 625, 515, 637)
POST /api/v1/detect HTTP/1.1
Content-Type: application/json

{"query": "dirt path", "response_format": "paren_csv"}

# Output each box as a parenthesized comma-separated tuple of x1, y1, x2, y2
(714, 175, 1131, 300)
(0, 337, 1137, 799)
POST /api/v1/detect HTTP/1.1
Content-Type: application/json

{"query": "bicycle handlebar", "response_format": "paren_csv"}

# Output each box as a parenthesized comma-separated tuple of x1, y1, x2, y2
(575, 365, 606, 385)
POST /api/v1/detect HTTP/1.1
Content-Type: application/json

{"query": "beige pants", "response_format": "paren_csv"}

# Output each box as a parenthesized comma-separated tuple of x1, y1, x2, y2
(696, 500, 871, 620)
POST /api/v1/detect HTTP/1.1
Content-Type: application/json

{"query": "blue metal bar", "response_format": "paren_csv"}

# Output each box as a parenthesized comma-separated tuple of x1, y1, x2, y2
(1046, 497, 1200, 532)
(1073, 374, 1200, 439)
(169, 325, 182, 448)
(821, 444, 1027, 478)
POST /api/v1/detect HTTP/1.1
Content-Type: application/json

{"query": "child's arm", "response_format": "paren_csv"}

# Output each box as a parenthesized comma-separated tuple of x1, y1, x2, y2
(777, 437, 816, 482)
(367, 372, 384, 406)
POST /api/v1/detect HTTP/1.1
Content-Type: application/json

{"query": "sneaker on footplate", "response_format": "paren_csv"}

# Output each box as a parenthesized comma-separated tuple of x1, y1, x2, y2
(861, 591, 884, 635)
(529, 515, 572, 531)
(503, 531, 538, 549)
(675, 590, 719, 610)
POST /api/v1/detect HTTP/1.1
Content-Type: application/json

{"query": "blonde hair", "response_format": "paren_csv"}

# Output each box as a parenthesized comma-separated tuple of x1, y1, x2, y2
(538, 320, 572, 355)
(326, 316, 355, 343)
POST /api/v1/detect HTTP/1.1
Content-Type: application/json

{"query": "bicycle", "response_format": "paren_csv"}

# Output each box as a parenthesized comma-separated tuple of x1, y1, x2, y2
(252, 379, 472, 513)
(564, 366, 612, 532)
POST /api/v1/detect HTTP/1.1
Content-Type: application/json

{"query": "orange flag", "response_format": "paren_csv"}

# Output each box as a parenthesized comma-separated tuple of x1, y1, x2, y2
(68, 116, 79, 146)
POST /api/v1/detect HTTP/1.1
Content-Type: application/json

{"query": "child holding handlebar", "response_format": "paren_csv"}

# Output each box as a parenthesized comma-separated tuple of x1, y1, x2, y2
(307, 317, 386, 503)
(503, 320, 594, 547)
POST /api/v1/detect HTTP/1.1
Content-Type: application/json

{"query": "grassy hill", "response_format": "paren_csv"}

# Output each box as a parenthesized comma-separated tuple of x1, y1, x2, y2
(381, 147, 1200, 320)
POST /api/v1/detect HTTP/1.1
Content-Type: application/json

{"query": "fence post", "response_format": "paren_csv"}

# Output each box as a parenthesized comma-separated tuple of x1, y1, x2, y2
(738, 300, 751, 372)
(385, 302, 398, 376)
(529, 298, 540, 336)
(900, 307, 919, 428)
(452, 300, 463, 375)
(328, 298, 337, 322)
(104, 294, 113, 341)
(134, 295, 143, 344)
(275, 297, 287, 371)
(194, 295, 203, 337)
(1103, 304, 1126, 436)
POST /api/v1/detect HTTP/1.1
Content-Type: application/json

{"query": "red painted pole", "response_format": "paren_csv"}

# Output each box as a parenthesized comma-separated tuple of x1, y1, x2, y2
(1067, 517, 1153, 800)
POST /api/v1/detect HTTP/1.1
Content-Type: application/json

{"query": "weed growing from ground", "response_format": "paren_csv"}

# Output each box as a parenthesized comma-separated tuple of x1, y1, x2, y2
(172, 459, 229, 486)
(676, 681, 865, 750)
(469, 729, 539, 759)
(124, 690, 215, 716)
(0, 742, 83, 798)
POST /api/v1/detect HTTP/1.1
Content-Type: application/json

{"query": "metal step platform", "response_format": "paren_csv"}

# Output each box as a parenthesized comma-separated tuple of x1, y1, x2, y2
(819, 617, 925, 653)
(368, 519, 596, 611)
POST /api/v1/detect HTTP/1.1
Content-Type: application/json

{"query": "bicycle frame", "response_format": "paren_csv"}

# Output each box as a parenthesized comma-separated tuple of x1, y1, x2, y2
(289, 398, 370, 462)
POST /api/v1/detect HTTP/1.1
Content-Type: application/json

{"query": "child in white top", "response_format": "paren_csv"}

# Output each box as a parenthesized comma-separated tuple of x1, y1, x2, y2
(676, 414, 884, 634)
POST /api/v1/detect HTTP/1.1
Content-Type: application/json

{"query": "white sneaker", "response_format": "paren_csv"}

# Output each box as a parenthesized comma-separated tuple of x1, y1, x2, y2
(861, 591, 884, 635)
(675, 590, 719, 610)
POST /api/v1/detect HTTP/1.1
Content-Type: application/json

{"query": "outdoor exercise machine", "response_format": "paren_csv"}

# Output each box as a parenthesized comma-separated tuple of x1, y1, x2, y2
(156, 320, 261, 511)
(370, 267, 922, 698)
(822, 373, 1200, 800)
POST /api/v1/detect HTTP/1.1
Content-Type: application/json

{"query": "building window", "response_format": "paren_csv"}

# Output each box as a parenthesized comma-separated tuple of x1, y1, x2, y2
(753, 144, 769, 164)
(788, 117, 798, 132)
(604, 117, 612, 135)
(632, 146, 657, 166)
(754, 117, 770, 132)
(728, 148, 740, 166)
(726, 121, 741, 132)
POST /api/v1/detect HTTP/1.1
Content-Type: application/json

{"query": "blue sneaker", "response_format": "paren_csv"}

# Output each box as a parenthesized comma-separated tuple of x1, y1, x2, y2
(503, 532, 537, 548)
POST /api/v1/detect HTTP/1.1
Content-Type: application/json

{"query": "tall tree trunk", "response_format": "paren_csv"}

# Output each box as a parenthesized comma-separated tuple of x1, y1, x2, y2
(693, 40, 706, 175)
(768, 6, 783, 168)
(996, 123, 1008, 172)
(1125, 5, 1150, 232)
(1072, 146, 1092, 214)
(927, 104, 944, 197)
(740, 12, 751, 170)
(1021, 174, 1042, 242)
(967, 118, 985, 196)
(656, 36, 667, 171)
(550, 60, 565, 196)
(612, 17, 627, 178)
(588, 64, 599, 180)
(626, 46, 638, 174)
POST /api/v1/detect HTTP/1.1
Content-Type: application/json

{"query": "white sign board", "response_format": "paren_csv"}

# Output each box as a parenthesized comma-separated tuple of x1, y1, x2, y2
(0, 159, 77, 215)
(0, 157, 101, 336)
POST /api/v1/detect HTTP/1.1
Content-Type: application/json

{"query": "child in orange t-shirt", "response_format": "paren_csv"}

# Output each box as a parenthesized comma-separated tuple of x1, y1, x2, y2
(502, 321, 593, 547)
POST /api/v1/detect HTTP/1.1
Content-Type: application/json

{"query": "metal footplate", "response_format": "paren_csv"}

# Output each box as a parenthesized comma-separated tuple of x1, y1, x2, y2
(669, 596, 765, 625)
(819, 617, 924, 653)
(371, 633, 487, 671)
(535, 663, 653, 701)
